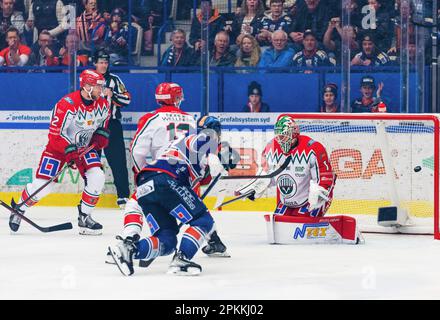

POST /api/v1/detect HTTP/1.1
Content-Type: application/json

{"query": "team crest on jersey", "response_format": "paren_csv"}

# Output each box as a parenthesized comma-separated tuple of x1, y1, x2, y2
(277, 174, 297, 198)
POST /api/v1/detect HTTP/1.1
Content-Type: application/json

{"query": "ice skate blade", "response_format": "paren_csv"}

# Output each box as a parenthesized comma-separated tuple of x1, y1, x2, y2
(79, 227, 102, 236)
(204, 251, 231, 258)
(167, 266, 201, 276)
(108, 246, 133, 276)
(105, 251, 116, 265)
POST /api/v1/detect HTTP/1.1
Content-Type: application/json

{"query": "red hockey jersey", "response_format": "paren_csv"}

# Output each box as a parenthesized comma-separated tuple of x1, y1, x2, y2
(47, 90, 110, 155)
(262, 135, 335, 208)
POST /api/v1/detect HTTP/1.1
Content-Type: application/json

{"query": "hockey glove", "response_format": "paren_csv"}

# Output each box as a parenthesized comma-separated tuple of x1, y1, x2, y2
(218, 142, 240, 171)
(91, 127, 110, 150)
(65, 144, 87, 177)
(308, 180, 329, 210)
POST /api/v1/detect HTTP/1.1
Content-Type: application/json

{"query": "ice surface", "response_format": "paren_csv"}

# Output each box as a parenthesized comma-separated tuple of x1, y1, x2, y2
(1, 207, 440, 300)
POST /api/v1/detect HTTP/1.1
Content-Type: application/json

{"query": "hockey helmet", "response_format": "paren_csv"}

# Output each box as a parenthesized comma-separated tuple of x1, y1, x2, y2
(274, 114, 300, 154)
(79, 69, 105, 88)
(93, 49, 110, 64)
(155, 82, 184, 108)
(197, 115, 221, 138)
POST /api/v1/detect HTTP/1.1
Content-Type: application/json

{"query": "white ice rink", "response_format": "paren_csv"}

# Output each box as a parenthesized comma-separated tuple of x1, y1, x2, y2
(1, 207, 440, 300)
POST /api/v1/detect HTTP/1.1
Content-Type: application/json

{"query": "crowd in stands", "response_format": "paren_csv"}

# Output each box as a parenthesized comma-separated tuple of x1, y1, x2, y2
(0, 0, 160, 67)
(159, 0, 435, 69)
(0, 0, 435, 68)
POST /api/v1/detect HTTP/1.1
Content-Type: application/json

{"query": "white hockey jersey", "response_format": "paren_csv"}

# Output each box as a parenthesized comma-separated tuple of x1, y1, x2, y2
(130, 105, 196, 173)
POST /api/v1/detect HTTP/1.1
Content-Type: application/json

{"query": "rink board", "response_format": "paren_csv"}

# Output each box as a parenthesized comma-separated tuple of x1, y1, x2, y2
(0, 113, 436, 221)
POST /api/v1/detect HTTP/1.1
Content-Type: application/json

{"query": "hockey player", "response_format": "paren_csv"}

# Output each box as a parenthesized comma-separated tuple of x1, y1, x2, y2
(236, 114, 363, 244)
(9, 69, 111, 235)
(105, 83, 230, 266)
(93, 49, 132, 209)
(108, 115, 229, 276)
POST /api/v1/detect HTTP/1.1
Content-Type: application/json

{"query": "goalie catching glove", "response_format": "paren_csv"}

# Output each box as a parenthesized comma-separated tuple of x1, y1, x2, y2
(234, 169, 271, 200)
(308, 180, 329, 210)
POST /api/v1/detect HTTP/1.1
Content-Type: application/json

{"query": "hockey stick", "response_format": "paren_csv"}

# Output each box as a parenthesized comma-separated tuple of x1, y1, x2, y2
(0, 199, 73, 233)
(214, 190, 256, 209)
(16, 144, 95, 210)
(218, 156, 291, 180)
(200, 172, 222, 200)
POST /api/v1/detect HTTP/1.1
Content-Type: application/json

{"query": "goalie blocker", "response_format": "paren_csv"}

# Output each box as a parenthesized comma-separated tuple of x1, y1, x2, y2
(264, 214, 365, 245)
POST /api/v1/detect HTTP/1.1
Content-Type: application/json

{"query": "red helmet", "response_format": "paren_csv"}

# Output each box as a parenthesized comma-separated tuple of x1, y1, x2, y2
(79, 69, 105, 88)
(155, 82, 184, 108)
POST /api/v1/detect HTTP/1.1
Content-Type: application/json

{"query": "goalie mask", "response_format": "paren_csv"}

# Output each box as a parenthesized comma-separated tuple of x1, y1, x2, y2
(274, 115, 300, 154)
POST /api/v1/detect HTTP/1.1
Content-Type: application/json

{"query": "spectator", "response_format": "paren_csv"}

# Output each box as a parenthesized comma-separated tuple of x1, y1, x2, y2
(189, 0, 226, 51)
(0, 26, 30, 66)
(76, 0, 106, 50)
(351, 34, 390, 66)
(231, 0, 265, 46)
(235, 34, 261, 68)
(208, 31, 236, 67)
(320, 83, 339, 112)
(139, 0, 162, 56)
(323, 19, 359, 65)
(292, 29, 333, 70)
(288, 0, 331, 50)
(258, 29, 294, 69)
(242, 81, 270, 112)
(252, 0, 293, 48)
(357, 0, 392, 52)
(160, 29, 195, 67)
(0, 0, 25, 50)
(28, 29, 59, 66)
(26, 0, 67, 39)
(104, 8, 134, 65)
(351, 75, 386, 113)
(57, 32, 89, 66)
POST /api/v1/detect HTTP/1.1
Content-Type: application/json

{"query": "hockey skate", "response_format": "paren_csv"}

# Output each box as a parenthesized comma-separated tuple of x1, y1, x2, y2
(202, 231, 231, 257)
(105, 249, 155, 268)
(167, 251, 202, 276)
(9, 198, 24, 232)
(78, 205, 103, 235)
(108, 235, 139, 276)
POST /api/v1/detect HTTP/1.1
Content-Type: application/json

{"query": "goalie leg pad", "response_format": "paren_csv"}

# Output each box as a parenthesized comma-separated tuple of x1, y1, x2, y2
(264, 214, 364, 245)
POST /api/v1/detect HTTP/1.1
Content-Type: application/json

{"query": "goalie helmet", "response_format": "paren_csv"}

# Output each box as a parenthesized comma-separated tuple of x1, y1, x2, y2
(155, 82, 184, 108)
(274, 114, 300, 154)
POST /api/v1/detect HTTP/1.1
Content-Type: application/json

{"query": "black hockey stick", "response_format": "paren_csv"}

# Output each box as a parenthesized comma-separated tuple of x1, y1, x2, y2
(200, 172, 222, 200)
(214, 190, 256, 209)
(16, 144, 95, 210)
(0, 199, 73, 233)
(219, 156, 291, 180)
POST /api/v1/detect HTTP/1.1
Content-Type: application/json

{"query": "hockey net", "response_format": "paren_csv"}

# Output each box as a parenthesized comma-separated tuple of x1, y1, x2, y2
(223, 113, 440, 238)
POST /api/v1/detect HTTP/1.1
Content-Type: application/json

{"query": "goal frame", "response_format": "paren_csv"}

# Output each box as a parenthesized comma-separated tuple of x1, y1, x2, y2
(289, 113, 440, 239)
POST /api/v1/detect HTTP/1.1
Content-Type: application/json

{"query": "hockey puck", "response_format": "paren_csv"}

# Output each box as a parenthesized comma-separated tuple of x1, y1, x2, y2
(414, 166, 422, 172)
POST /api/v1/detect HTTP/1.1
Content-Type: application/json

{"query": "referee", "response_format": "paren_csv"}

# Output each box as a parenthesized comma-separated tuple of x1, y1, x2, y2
(93, 49, 131, 208)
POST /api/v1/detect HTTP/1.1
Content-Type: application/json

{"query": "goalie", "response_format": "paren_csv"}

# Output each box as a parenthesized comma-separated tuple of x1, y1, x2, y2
(236, 114, 363, 244)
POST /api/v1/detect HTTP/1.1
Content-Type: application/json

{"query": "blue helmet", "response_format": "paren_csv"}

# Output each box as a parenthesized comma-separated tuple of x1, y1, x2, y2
(197, 115, 221, 137)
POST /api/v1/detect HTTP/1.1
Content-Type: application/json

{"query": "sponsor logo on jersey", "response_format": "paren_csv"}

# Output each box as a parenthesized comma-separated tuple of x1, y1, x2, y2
(293, 223, 330, 240)
(136, 180, 155, 198)
(277, 174, 297, 198)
